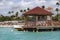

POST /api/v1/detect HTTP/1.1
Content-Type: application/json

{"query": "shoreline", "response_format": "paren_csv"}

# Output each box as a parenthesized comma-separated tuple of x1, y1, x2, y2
(0, 25, 60, 32)
(0, 25, 14, 27)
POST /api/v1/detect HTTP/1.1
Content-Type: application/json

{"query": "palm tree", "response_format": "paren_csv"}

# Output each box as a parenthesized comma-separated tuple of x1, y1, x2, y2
(56, 2, 60, 6)
(20, 9, 25, 20)
(10, 11, 19, 20)
(56, 2, 60, 21)
(27, 8, 30, 10)
(0, 15, 4, 17)
(8, 11, 12, 19)
(56, 8, 59, 13)
(55, 8, 59, 21)
(42, 5, 45, 9)
(15, 12, 18, 17)
(8, 11, 14, 16)
(20, 10, 23, 12)
(11, 11, 14, 13)
(24, 10, 26, 12)
(8, 11, 11, 14)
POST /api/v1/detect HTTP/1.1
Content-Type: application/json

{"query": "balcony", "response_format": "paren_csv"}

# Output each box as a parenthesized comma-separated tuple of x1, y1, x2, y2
(24, 21, 52, 28)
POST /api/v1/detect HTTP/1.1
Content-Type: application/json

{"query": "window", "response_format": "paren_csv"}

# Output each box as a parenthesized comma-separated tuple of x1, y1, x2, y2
(27, 16, 36, 22)
(38, 16, 47, 21)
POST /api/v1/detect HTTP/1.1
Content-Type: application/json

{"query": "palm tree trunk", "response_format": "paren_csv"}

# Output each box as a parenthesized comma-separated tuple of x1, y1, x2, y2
(57, 11, 58, 21)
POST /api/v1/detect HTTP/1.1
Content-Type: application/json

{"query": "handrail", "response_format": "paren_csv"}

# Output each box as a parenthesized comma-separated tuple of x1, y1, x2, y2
(24, 21, 60, 28)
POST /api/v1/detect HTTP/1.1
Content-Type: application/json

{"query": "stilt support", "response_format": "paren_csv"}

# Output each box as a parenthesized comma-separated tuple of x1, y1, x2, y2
(24, 30, 25, 32)
(33, 30, 34, 32)
(51, 28, 54, 31)
(36, 29, 38, 32)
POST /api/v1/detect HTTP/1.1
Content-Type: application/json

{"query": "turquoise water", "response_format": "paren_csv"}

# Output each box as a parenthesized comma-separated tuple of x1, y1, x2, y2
(0, 28, 60, 40)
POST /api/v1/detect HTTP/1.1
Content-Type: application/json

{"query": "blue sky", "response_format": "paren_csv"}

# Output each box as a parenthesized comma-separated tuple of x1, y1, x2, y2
(0, 0, 60, 16)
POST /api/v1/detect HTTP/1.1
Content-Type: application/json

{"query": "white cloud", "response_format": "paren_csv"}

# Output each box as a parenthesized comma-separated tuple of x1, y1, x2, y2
(50, 0, 59, 5)
(18, 0, 31, 7)
(0, 0, 60, 16)
(9, 1, 14, 6)
(19, 0, 46, 9)
(0, 2, 4, 5)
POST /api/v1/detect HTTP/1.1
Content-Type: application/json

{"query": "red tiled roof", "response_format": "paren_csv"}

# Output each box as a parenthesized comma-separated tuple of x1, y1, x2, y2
(24, 6, 53, 15)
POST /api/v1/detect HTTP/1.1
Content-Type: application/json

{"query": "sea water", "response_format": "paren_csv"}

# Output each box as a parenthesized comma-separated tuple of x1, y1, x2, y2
(0, 27, 60, 40)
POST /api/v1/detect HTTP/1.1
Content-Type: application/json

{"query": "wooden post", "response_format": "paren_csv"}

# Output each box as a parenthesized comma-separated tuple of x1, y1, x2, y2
(24, 30, 25, 32)
(51, 28, 54, 31)
(24, 16, 28, 28)
(50, 15, 53, 26)
(47, 15, 51, 20)
(36, 16, 38, 27)
(33, 29, 34, 32)
(50, 15, 52, 20)
(36, 28, 38, 32)
(24, 16, 26, 26)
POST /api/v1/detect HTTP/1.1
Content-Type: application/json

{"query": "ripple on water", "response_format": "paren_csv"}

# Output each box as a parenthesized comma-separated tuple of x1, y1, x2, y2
(0, 28, 60, 40)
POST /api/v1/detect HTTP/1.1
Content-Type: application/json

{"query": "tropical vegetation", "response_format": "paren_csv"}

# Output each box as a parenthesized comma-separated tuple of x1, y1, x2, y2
(0, 2, 60, 22)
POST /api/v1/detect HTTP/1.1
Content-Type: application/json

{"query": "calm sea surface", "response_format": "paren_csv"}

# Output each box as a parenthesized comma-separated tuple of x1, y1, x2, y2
(0, 27, 60, 40)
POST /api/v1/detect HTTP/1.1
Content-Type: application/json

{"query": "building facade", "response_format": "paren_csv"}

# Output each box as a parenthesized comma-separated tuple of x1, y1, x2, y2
(23, 6, 53, 28)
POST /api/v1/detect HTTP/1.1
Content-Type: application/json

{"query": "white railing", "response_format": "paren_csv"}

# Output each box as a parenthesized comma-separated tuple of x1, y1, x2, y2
(24, 21, 60, 28)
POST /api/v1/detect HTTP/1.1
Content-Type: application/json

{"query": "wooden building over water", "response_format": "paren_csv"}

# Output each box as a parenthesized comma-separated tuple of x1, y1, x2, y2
(16, 6, 60, 32)
(23, 7, 53, 27)
(22, 6, 54, 32)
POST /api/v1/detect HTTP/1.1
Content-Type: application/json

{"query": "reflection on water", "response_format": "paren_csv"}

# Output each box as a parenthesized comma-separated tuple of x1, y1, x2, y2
(0, 27, 60, 40)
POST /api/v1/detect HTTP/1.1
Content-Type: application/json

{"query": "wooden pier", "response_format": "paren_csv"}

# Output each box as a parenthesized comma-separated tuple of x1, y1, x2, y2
(22, 26, 60, 32)
(15, 25, 60, 32)
(16, 6, 60, 32)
